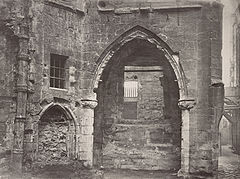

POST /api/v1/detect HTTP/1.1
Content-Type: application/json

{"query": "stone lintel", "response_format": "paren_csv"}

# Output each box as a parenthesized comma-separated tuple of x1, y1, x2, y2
(124, 66, 163, 72)
(178, 99, 196, 110)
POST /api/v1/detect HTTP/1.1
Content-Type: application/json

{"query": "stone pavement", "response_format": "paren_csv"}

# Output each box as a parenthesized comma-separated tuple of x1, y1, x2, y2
(103, 169, 181, 179)
(218, 145, 240, 179)
(1, 169, 182, 179)
(1, 145, 240, 179)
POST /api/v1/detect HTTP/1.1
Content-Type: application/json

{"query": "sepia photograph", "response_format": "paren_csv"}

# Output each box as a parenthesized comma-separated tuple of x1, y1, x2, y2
(0, 0, 239, 178)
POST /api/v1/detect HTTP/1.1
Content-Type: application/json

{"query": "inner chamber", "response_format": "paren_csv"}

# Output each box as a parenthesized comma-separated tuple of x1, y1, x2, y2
(94, 39, 181, 171)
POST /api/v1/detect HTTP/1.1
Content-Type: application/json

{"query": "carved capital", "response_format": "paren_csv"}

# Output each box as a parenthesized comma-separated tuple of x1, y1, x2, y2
(81, 99, 98, 109)
(17, 52, 30, 62)
(178, 99, 196, 110)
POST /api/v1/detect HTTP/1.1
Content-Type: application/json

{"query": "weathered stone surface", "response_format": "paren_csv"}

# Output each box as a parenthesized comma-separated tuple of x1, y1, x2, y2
(0, 0, 225, 177)
(93, 43, 181, 170)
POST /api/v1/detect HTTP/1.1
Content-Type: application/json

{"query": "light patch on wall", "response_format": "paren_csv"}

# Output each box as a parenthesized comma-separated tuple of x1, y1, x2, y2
(124, 81, 138, 98)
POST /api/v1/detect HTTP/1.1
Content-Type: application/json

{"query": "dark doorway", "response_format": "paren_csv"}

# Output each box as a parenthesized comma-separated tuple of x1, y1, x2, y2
(94, 39, 181, 171)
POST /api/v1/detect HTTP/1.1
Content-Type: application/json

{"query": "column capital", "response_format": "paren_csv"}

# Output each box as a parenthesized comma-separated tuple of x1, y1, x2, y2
(178, 99, 196, 110)
(81, 99, 98, 109)
(17, 52, 30, 62)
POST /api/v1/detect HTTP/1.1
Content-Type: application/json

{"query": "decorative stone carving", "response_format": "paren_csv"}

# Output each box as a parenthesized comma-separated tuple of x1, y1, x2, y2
(178, 99, 196, 110)
(81, 99, 98, 109)
(69, 66, 77, 84)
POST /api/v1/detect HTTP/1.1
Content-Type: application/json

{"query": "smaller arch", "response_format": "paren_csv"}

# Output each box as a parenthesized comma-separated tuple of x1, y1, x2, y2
(39, 102, 78, 125)
(37, 103, 78, 165)
(216, 97, 239, 127)
(217, 112, 235, 131)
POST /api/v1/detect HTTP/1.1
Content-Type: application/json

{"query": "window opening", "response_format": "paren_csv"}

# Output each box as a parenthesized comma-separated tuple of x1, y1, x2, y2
(123, 80, 138, 119)
(50, 54, 67, 89)
(124, 81, 138, 98)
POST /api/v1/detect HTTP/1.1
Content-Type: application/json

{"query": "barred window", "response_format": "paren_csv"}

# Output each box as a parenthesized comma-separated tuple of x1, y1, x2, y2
(123, 81, 138, 119)
(50, 54, 67, 89)
(124, 81, 138, 98)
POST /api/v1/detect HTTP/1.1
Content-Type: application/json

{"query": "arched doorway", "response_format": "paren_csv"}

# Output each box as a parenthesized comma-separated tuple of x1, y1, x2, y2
(218, 116, 232, 156)
(93, 26, 188, 172)
(217, 99, 240, 178)
(36, 104, 76, 167)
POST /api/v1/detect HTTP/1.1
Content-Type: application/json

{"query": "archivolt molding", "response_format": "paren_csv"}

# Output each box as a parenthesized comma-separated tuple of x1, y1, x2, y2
(93, 26, 188, 98)
(39, 102, 79, 127)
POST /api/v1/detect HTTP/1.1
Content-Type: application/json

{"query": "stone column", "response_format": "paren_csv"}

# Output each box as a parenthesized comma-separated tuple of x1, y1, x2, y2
(178, 99, 196, 177)
(12, 36, 30, 173)
(79, 98, 98, 167)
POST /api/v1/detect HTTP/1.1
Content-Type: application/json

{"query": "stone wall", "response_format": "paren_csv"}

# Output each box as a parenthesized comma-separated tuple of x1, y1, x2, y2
(29, 0, 223, 175)
(0, 0, 224, 177)
(0, 0, 21, 173)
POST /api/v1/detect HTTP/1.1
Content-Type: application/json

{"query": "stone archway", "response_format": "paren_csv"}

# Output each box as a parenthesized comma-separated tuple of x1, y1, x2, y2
(93, 25, 188, 99)
(35, 103, 77, 167)
(92, 26, 195, 175)
(218, 115, 233, 151)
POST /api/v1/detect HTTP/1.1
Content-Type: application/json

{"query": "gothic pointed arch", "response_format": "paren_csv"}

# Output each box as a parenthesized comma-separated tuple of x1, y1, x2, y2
(93, 25, 186, 170)
(36, 103, 77, 167)
(39, 103, 77, 125)
(92, 25, 188, 99)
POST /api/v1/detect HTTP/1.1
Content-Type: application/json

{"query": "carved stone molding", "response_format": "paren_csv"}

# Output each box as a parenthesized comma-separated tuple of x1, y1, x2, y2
(93, 26, 188, 98)
(81, 99, 98, 109)
(178, 99, 196, 110)
(17, 52, 30, 62)
(45, 0, 85, 14)
(97, 0, 202, 13)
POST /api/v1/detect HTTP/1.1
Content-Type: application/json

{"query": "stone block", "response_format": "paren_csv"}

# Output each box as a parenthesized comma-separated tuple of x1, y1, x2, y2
(81, 125, 93, 135)
(79, 134, 93, 143)
(80, 117, 94, 126)
(79, 150, 93, 161)
(79, 142, 93, 152)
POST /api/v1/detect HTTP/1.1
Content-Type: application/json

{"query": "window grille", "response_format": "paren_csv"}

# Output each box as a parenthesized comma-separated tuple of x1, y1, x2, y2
(124, 81, 138, 98)
(50, 54, 67, 89)
(123, 81, 138, 119)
